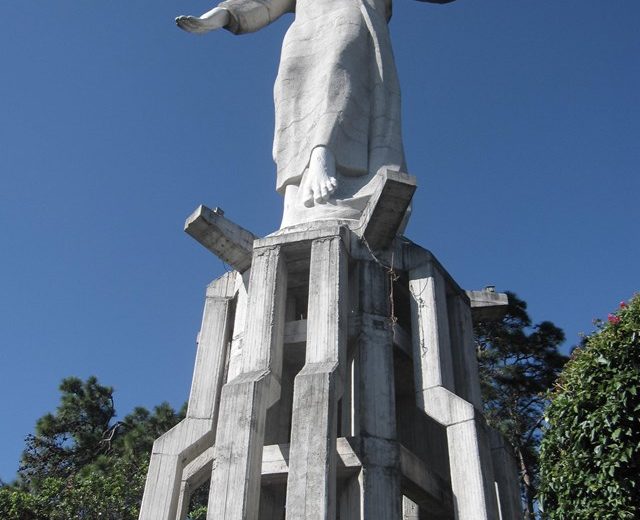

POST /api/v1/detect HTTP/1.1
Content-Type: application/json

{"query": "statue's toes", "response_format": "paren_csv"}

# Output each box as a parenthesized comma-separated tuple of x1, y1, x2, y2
(322, 178, 337, 200)
(317, 183, 329, 203)
(302, 186, 315, 208)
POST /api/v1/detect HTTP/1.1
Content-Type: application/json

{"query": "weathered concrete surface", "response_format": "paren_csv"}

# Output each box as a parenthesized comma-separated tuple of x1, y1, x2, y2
(262, 438, 361, 484)
(447, 416, 500, 520)
(490, 429, 523, 520)
(176, 446, 214, 520)
(357, 261, 402, 519)
(407, 249, 504, 520)
(207, 246, 287, 520)
(185, 205, 257, 272)
(187, 274, 239, 419)
(286, 236, 348, 520)
(447, 293, 483, 410)
(409, 261, 455, 400)
(466, 288, 509, 321)
(400, 444, 454, 519)
(139, 273, 236, 520)
(402, 497, 420, 520)
(356, 170, 417, 251)
(143, 220, 522, 519)
(226, 269, 250, 382)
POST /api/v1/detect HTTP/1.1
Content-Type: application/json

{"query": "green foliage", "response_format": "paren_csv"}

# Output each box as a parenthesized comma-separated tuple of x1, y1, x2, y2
(0, 485, 42, 520)
(1, 376, 187, 520)
(0, 458, 148, 520)
(475, 292, 567, 519)
(20, 376, 117, 487)
(539, 295, 640, 519)
(187, 505, 208, 520)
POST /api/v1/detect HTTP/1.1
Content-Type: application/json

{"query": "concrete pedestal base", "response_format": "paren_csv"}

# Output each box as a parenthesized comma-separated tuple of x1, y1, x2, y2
(140, 173, 519, 519)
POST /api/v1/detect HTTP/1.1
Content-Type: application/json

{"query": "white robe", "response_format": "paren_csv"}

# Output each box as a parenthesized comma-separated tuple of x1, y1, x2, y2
(219, 0, 406, 193)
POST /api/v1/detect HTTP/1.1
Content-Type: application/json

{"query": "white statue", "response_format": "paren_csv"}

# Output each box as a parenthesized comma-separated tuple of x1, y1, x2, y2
(177, 0, 454, 227)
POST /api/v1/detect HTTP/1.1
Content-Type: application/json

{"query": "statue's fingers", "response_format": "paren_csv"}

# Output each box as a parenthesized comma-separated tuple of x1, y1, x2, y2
(176, 16, 195, 26)
(177, 16, 206, 33)
(185, 19, 203, 29)
(176, 17, 195, 30)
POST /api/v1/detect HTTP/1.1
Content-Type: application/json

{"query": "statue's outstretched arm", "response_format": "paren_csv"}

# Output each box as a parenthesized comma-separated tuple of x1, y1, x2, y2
(176, 0, 294, 36)
(176, 7, 230, 34)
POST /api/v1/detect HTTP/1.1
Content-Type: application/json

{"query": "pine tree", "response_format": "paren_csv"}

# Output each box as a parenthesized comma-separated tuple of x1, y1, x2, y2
(475, 292, 567, 519)
(1, 376, 185, 520)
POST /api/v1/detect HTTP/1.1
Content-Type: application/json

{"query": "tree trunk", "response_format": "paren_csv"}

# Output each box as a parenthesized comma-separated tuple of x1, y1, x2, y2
(517, 446, 536, 520)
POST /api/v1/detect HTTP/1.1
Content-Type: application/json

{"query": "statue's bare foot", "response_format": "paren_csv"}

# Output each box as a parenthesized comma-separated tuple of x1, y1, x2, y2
(176, 8, 229, 34)
(301, 146, 338, 207)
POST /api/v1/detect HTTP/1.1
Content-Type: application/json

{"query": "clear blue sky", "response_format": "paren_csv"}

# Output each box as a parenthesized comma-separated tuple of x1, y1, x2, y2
(1, 1, 638, 482)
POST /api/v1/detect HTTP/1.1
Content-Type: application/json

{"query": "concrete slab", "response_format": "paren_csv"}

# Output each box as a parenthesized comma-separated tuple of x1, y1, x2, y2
(466, 289, 509, 321)
(185, 205, 257, 272)
(355, 170, 417, 251)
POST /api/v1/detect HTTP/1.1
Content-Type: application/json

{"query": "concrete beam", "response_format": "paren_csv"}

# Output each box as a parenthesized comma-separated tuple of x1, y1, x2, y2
(185, 205, 257, 273)
(400, 445, 454, 520)
(260, 222, 351, 253)
(356, 170, 417, 251)
(261, 438, 361, 485)
(466, 289, 509, 321)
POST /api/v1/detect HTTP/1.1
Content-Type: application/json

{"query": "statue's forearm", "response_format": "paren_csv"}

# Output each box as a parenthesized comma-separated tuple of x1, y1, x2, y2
(218, 0, 294, 34)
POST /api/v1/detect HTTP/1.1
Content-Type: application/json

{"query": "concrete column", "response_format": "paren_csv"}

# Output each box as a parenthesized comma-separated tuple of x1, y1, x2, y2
(285, 235, 348, 520)
(357, 260, 401, 520)
(227, 269, 250, 382)
(408, 261, 455, 409)
(207, 245, 288, 520)
(175, 447, 214, 520)
(447, 294, 483, 410)
(187, 277, 238, 420)
(139, 273, 236, 520)
(338, 475, 362, 520)
(402, 496, 420, 520)
(408, 262, 499, 520)
(447, 416, 499, 520)
(489, 430, 523, 520)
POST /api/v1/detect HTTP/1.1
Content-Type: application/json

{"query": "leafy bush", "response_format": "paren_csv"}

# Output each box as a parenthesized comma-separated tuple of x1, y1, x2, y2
(539, 295, 640, 519)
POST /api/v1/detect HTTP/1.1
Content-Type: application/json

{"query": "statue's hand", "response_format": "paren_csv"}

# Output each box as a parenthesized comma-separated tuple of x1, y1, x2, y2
(176, 7, 230, 34)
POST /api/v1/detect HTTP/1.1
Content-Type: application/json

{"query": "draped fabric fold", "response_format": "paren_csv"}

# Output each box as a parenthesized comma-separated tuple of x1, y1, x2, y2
(219, 0, 406, 193)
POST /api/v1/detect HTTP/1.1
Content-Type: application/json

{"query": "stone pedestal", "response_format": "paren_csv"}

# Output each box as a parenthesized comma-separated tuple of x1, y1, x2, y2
(139, 173, 521, 520)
